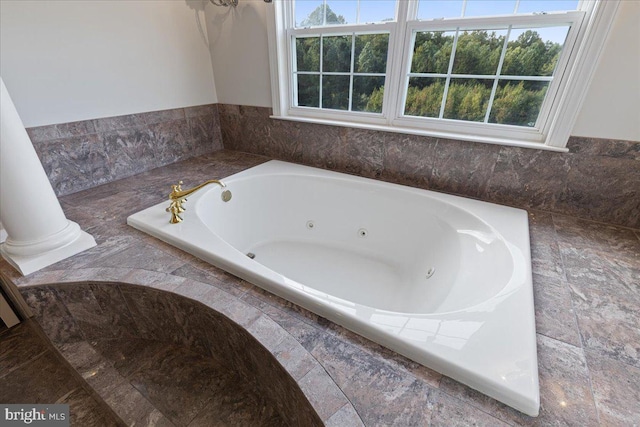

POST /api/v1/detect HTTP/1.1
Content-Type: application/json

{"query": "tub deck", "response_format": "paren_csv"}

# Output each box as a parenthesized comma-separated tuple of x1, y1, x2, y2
(3, 150, 633, 426)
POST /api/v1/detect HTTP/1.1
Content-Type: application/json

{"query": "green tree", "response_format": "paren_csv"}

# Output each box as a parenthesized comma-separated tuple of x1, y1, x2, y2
(502, 30, 562, 76)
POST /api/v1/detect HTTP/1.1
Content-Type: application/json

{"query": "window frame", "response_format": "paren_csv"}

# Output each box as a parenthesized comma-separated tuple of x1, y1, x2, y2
(266, 0, 620, 151)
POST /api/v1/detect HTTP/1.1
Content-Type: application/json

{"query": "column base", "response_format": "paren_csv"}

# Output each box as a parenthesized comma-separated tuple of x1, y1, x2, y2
(0, 222, 96, 276)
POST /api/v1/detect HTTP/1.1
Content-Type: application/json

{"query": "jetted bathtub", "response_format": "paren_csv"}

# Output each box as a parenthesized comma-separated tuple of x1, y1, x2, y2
(127, 160, 539, 416)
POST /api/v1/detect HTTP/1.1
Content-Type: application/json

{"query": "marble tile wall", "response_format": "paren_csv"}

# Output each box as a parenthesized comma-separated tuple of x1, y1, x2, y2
(26, 105, 223, 197)
(218, 104, 640, 229)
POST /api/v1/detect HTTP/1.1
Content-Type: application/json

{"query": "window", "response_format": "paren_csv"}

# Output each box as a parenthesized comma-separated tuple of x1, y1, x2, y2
(267, 1, 620, 150)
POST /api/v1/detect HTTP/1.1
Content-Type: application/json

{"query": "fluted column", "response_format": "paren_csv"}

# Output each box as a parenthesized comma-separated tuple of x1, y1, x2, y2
(0, 77, 95, 275)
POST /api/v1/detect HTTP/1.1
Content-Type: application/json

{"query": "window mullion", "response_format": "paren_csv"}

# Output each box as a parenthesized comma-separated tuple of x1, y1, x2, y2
(319, 36, 324, 109)
(439, 28, 460, 119)
(385, 0, 411, 124)
(484, 25, 512, 123)
(349, 33, 356, 111)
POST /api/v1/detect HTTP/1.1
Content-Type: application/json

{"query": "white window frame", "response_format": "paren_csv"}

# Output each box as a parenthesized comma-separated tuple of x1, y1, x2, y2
(266, 0, 620, 151)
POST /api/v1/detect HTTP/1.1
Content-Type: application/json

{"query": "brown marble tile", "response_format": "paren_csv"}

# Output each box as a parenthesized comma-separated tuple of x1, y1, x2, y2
(218, 104, 242, 150)
(0, 351, 78, 403)
(298, 364, 350, 421)
(553, 214, 640, 262)
(440, 334, 599, 425)
(271, 334, 319, 381)
(184, 104, 217, 118)
(309, 332, 433, 425)
(430, 138, 501, 198)
(567, 136, 640, 160)
(485, 146, 570, 210)
(325, 403, 365, 427)
(19, 286, 83, 344)
(0, 321, 49, 377)
(91, 338, 166, 378)
(171, 262, 253, 298)
(428, 389, 510, 426)
(382, 133, 438, 189)
(200, 287, 262, 328)
(343, 128, 385, 178)
(100, 126, 157, 179)
(558, 155, 640, 229)
(103, 381, 157, 426)
(532, 274, 581, 347)
(93, 113, 146, 133)
(140, 108, 185, 125)
(27, 124, 61, 143)
(301, 122, 347, 171)
(173, 279, 216, 300)
(149, 118, 195, 165)
(58, 340, 104, 373)
(585, 350, 640, 426)
(119, 287, 209, 353)
(528, 211, 566, 280)
(187, 380, 285, 427)
(58, 387, 122, 427)
(53, 283, 138, 341)
(56, 119, 96, 138)
(266, 119, 304, 162)
(128, 345, 229, 426)
(91, 241, 185, 274)
(34, 133, 108, 196)
(246, 314, 290, 350)
(566, 272, 640, 368)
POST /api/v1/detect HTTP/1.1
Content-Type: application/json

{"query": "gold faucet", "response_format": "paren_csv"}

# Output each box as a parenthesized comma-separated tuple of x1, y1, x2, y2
(167, 179, 231, 224)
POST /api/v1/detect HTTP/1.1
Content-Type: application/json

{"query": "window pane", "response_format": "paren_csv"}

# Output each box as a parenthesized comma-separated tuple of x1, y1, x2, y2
(443, 79, 493, 121)
(323, 35, 352, 72)
(322, 75, 350, 110)
(411, 31, 455, 74)
(296, 0, 324, 27)
(464, 1, 517, 17)
(296, 37, 320, 72)
(297, 74, 320, 107)
(353, 76, 385, 113)
(355, 33, 389, 73)
(326, 1, 356, 25)
(452, 30, 507, 75)
(359, 1, 396, 23)
(489, 80, 549, 126)
(517, 0, 579, 14)
(404, 77, 446, 118)
(417, 0, 463, 20)
(502, 27, 569, 76)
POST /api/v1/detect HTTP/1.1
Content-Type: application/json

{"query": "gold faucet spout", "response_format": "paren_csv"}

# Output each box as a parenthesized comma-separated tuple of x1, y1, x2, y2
(170, 179, 226, 201)
(167, 179, 231, 224)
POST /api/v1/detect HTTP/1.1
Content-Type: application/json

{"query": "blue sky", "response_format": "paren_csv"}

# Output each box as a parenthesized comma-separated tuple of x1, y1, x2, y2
(295, 0, 577, 43)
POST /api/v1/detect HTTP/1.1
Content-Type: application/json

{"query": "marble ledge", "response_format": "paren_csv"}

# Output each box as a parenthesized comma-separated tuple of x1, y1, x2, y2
(2, 261, 360, 426)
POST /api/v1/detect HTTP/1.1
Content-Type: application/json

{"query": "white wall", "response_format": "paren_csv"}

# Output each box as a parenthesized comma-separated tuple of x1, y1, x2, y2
(572, 0, 640, 141)
(205, 0, 272, 107)
(206, 0, 639, 142)
(0, 0, 217, 128)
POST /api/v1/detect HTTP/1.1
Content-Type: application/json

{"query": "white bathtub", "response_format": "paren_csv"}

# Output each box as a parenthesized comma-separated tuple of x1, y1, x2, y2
(127, 160, 539, 416)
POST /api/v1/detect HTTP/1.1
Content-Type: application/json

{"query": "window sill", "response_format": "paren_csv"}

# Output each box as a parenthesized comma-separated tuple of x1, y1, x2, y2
(270, 114, 569, 153)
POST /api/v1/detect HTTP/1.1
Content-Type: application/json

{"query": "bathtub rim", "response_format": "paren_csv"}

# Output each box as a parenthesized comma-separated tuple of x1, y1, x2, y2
(127, 160, 540, 416)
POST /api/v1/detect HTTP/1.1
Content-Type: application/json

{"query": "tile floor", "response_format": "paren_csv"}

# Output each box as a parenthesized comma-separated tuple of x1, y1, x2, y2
(2, 150, 639, 426)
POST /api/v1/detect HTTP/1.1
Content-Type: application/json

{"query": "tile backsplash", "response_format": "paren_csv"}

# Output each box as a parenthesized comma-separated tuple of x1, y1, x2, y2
(26, 102, 639, 229)
(27, 104, 222, 196)
(218, 104, 640, 229)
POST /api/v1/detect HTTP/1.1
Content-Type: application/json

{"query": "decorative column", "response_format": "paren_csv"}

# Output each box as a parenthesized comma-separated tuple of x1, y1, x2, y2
(0, 77, 96, 275)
